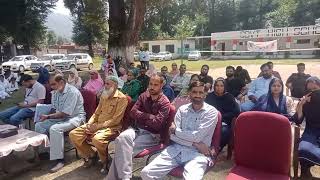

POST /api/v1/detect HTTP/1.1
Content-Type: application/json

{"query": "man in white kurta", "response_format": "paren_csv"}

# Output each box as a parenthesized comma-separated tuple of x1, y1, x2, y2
(141, 81, 218, 180)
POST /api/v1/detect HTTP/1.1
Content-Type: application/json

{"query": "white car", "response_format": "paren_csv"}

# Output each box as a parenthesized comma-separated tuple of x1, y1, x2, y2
(154, 51, 173, 61)
(2, 55, 38, 72)
(54, 53, 94, 71)
(30, 54, 65, 72)
(188, 51, 201, 61)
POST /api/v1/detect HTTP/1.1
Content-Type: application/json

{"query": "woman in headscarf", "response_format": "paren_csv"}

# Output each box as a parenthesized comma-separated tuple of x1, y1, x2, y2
(253, 78, 295, 117)
(160, 74, 175, 102)
(37, 67, 50, 85)
(169, 62, 180, 78)
(293, 76, 320, 178)
(146, 64, 157, 77)
(83, 70, 104, 95)
(68, 68, 83, 89)
(205, 78, 240, 150)
(102, 55, 117, 77)
(121, 70, 141, 102)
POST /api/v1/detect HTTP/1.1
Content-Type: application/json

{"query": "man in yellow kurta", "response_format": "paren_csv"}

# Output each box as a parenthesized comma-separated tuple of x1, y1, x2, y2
(69, 76, 128, 173)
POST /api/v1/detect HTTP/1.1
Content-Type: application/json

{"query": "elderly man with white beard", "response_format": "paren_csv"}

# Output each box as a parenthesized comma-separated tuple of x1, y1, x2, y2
(69, 76, 128, 173)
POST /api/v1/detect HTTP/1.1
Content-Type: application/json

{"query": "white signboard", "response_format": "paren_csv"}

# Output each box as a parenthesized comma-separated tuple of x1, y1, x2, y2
(211, 25, 320, 40)
(247, 40, 278, 52)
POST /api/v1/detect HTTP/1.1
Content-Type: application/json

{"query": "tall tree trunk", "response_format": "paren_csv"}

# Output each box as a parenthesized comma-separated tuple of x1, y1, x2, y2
(88, 43, 94, 57)
(108, 0, 146, 66)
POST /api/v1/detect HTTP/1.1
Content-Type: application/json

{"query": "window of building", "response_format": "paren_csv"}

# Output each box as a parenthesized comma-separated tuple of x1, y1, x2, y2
(296, 39, 311, 44)
(239, 42, 244, 46)
(165, 44, 175, 53)
(152, 45, 160, 53)
(184, 44, 190, 49)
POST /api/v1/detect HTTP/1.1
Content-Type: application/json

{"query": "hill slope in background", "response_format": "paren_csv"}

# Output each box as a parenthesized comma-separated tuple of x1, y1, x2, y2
(46, 13, 73, 40)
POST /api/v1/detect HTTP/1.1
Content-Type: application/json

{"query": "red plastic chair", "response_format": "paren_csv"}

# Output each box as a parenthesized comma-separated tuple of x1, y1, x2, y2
(168, 112, 222, 177)
(133, 105, 176, 171)
(80, 89, 98, 120)
(226, 111, 292, 180)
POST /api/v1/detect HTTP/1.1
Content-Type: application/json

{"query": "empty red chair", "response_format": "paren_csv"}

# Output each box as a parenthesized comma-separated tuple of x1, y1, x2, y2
(168, 112, 222, 177)
(226, 111, 292, 180)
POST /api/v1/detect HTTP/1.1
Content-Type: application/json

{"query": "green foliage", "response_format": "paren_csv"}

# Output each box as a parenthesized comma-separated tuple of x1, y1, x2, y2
(46, 30, 57, 46)
(141, 0, 320, 40)
(0, 0, 57, 50)
(64, 0, 108, 55)
(174, 15, 196, 40)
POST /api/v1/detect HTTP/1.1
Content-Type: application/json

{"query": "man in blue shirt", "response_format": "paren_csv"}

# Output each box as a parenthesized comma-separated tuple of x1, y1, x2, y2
(141, 81, 218, 180)
(240, 63, 274, 111)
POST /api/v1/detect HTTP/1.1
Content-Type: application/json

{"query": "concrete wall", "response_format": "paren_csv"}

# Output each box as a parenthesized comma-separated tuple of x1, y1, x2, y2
(140, 39, 196, 58)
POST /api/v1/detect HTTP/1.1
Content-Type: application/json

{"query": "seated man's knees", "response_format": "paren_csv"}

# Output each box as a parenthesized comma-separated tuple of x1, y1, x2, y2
(91, 135, 104, 147)
(140, 167, 151, 180)
(115, 129, 134, 145)
(50, 124, 63, 134)
(35, 122, 44, 133)
(68, 129, 77, 141)
(9, 115, 22, 126)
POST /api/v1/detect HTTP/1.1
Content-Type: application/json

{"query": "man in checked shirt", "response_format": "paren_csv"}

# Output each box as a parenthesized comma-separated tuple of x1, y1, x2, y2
(141, 81, 218, 180)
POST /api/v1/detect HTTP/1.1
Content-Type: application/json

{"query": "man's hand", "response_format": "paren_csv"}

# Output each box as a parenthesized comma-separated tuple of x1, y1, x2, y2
(169, 123, 176, 135)
(39, 114, 49, 121)
(17, 102, 28, 108)
(193, 142, 212, 157)
(236, 94, 243, 101)
(286, 83, 292, 90)
(85, 123, 98, 134)
(248, 95, 257, 103)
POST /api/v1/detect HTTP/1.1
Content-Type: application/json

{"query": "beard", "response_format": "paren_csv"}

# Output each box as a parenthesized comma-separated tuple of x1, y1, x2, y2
(191, 98, 204, 105)
(226, 73, 233, 78)
(101, 87, 115, 99)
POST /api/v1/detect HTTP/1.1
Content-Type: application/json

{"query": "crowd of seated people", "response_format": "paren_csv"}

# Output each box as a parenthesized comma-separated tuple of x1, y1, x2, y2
(1, 58, 319, 179)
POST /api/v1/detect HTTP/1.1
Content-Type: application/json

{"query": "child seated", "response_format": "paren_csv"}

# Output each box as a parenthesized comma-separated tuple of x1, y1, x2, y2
(7, 77, 19, 93)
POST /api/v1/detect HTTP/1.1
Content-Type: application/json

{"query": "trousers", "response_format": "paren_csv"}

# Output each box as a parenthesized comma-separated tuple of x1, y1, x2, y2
(0, 106, 34, 126)
(35, 118, 79, 160)
(240, 101, 255, 112)
(106, 128, 160, 180)
(69, 124, 118, 163)
(299, 127, 320, 168)
(141, 150, 208, 180)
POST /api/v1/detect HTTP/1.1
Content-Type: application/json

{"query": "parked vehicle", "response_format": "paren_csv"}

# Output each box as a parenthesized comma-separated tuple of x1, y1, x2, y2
(54, 53, 93, 71)
(149, 52, 156, 61)
(2, 55, 38, 72)
(188, 51, 201, 61)
(153, 51, 173, 61)
(30, 54, 65, 72)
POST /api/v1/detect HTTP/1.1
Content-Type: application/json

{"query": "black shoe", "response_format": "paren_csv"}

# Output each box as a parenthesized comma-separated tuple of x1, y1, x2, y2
(50, 159, 65, 173)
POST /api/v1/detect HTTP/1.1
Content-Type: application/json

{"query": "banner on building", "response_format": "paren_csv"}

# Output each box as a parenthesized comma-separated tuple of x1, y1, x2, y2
(247, 40, 278, 52)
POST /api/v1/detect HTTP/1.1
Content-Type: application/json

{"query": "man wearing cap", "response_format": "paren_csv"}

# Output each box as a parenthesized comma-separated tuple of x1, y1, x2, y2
(69, 76, 128, 173)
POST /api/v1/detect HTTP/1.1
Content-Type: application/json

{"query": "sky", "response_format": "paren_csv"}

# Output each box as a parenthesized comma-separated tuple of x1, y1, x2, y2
(52, 0, 70, 16)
